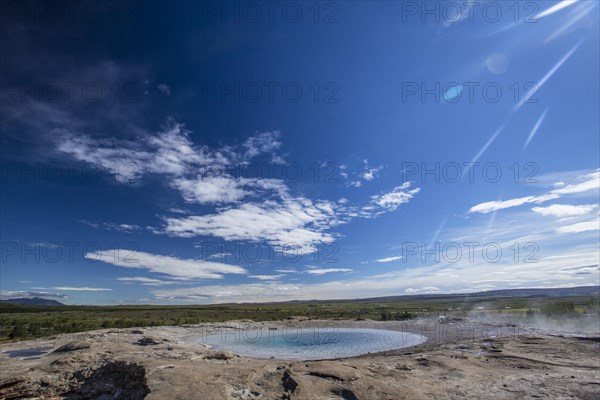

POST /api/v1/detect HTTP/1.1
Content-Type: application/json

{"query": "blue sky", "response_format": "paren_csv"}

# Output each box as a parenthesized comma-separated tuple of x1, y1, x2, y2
(1, 1, 598, 304)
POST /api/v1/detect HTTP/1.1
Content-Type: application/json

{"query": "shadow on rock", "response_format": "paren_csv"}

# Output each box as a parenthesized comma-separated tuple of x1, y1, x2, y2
(65, 361, 150, 400)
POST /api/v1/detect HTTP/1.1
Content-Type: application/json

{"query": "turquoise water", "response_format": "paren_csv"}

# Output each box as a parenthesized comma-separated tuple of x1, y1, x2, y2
(192, 328, 426, 360)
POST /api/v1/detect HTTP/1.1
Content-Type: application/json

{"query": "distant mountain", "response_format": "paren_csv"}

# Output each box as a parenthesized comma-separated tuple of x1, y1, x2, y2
(350, 286, 600, 303)
(0, 297, 65, 306)
(238, 286, 600, 305)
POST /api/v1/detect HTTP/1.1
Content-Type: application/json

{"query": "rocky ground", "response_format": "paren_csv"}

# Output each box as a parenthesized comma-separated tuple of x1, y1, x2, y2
(0, 318, 598, 399)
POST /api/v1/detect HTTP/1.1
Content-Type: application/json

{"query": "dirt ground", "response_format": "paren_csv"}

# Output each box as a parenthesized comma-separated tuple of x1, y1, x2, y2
(1, 318, 598, 399)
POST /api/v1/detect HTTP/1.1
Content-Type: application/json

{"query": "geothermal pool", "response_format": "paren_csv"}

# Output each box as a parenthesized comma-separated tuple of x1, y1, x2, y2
(192, 328, 427, 360)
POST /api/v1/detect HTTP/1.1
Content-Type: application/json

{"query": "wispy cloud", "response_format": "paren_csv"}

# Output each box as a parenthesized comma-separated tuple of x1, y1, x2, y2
(52, 287, 113, 291)
(361, 182, 420, 217)
(150, 241, 599, 303)
(157, 83, 171, 96)
(551, 170, 600, 194)
(469, 169, 599, 214)
(0, 290, 68, 300)
(305, 268, 353, 275)
(173, 176, 251, 204)
(163, 197, 340, 254)
(117, 277, 179, 286)
(87, 250, 247, 279)
(556, 220, 599, 234)
(405, 287, 441, 294)
(59, 123, 419, 253)
(79, 220, 142, 232)
(532, 204, 598, 218)
(249, 274, 285, 280)
(164, 180, 419, 254)
(243, 131, 285, 164)
(343, 159, 384, 187)
(360, 159, 383, 182)
(469, 194, 559, 214)
(376, 256, 403, 263)
(205, 252, 233, 259)
(57, 121, 279, 185)
(274, 268, 300, 273)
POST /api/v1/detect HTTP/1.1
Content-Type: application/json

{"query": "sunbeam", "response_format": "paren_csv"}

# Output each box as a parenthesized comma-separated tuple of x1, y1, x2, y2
(462, 123, 507, 178)
(535, 0, 579, 20)
(545, 2, 597, 43)
(513, 39, 584, 112)
(523, 108, 550, 150)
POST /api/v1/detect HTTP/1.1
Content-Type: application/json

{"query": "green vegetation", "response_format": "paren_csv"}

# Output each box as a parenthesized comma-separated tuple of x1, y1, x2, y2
(539, 301, 577, 317)
(586, 297, 600, 313)
(1, 294, 597, 342)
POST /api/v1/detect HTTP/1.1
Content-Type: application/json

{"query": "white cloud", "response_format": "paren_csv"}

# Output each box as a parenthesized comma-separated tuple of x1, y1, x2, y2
(173, 176, 249, 204)
(305, 268, 353, 275)
(157, 83, 171, 96)
(52, 287, 113, 291)
(362, 182, 420, 216)
(275, 268, 299, 273)
(56, 121, 281, 185)
(117, 277, 178, 286)
(0, 290, 68, 300)
(79, 220, 143, 232)
(115, 224, 142, 231)
(469, 194, 559, 214)
(559, 265, 599, 275)
(163, 180, 419, 254)
(164, 197, 339, 254)
(206, 252, 233, 259)
(405, 287, 441, 294)
(243, 131, 284, 163)
(556, 220, 599, 234)
(551, 170, 600, 195)
(362, 169, 379, 181)
(532, 204, 598, 218)
(361, 160, 383, 181)
(376, 256, 403, 263)
(59, 121, 418, 254)
(150, 240, 599, 303)
(469, 169, 599, 214)
(172, 176, 288, 205)
(372, 182, 420, 210)
(155, 197, 596, 304)
(86, 249, 247, 279)
(249, 274, 285, 280)
(56, 123, 172, 182)
(342, 160, 384, 187)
